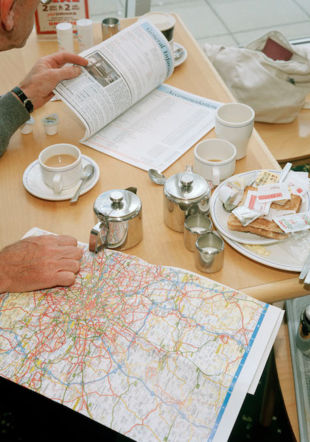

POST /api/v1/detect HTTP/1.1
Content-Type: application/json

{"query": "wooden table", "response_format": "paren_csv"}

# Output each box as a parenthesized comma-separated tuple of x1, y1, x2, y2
(256, 108, 310, 166)
(0, 16, 303, 441)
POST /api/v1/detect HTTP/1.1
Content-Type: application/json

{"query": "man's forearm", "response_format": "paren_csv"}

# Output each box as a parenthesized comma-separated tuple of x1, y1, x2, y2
(0, 92, 30, 156)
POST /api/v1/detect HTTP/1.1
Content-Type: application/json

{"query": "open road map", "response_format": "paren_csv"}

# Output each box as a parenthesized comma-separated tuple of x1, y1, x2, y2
(0, 230, 283, 441)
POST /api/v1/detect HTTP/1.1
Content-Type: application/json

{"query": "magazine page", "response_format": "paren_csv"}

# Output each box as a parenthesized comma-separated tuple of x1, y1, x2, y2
(83, 84, 220, 172)
(55, 20, 174, 139)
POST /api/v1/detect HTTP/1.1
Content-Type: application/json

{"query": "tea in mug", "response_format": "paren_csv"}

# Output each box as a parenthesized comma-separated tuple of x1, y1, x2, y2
(44, 154, 76, 168)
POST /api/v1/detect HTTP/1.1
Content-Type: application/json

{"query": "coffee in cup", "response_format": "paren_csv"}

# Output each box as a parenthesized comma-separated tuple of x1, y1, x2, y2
(44, 154, 77, 168)
(39, 143, 82, 193)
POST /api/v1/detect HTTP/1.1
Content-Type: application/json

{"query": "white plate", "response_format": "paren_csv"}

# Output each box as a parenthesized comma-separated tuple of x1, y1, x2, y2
(23, 155, 100, 201)
(210, 170, 310, 245)
(174, 42, 187, 67)
(222, 231, 310, 272)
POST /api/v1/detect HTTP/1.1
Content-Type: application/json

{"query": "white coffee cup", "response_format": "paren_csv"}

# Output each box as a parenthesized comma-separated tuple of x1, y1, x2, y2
(215, 102, 255, 160)
(194, 138, 236, 185)
(39, 144, 82, 193)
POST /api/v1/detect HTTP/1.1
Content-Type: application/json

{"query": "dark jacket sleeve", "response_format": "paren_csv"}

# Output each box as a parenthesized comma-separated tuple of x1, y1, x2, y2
(0, 92, 30, 157)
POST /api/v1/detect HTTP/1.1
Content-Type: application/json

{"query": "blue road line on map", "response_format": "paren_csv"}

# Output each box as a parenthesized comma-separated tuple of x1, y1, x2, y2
(207, 303, 269, 441)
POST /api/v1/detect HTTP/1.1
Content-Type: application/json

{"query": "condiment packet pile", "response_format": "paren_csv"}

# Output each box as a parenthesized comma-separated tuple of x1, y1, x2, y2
(223, 170, 310, 233)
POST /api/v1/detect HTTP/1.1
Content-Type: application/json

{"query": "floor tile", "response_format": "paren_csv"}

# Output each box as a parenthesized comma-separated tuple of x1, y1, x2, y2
(234, 21, 310, 46)
(152, 0, 228, 39)
(89, 0, 124, 16)
(209, 0, 309, 33)
(198, 34, 237, 48)
(294, 0, 310, 16)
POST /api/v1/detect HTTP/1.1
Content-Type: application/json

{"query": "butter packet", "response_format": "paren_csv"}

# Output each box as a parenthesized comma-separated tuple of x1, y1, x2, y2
(253, 170, 279, 186)
(232, 206, 261, 226)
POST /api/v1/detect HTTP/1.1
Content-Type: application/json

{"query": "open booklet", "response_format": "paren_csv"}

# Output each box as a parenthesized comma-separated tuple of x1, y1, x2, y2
(55, 20, 220, 172)
(0, 227, 284, 442)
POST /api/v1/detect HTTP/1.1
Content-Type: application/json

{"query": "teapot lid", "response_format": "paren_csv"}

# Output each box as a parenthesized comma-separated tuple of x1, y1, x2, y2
(164, 169, 210, 203)
(94, 189, 141, 221)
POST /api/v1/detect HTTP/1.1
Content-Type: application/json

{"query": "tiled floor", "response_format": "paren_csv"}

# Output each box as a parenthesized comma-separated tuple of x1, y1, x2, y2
(89, 0, 310, 48)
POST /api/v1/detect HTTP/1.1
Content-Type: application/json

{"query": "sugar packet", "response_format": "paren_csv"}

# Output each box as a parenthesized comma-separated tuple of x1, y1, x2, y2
(257, 183, 290, 203)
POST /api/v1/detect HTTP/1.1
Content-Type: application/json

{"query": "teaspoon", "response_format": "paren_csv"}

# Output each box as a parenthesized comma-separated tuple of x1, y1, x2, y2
(70, 164, 95, 203)
(148, 169, 166, 185)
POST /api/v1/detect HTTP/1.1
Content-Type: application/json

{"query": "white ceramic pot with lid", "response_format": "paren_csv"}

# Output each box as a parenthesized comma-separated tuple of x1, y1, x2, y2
(89, 189, 142, 252)
(163, 168, 211, 232)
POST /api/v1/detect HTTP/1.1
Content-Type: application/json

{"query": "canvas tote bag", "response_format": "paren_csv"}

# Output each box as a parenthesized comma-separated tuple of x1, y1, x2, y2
(203, 31, 310, 123)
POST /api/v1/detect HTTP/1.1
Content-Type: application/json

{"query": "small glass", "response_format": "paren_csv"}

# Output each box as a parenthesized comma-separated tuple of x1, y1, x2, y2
(195, 232, 224, 273)
(42, 113, 59, 135)
(184, 213, 212, 252)
(101, 17, 120, 41)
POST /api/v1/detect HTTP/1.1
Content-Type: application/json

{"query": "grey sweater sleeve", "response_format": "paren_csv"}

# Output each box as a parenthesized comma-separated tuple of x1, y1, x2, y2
(0, 92, 30, 157)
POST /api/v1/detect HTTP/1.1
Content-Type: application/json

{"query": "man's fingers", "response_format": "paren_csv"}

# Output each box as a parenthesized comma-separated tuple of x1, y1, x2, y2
(45, 52, 88, 68)
(52, 65, 83, 83)
(57, 259, 81, 274)
(57, 246, 83, 260)
(54, 271, 77, 287)
(55, 235, 78, 246)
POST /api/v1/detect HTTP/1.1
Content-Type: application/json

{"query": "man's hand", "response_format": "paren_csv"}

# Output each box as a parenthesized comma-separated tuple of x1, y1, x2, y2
(0, 235, 84, 293)
(17, 52, 88, 109)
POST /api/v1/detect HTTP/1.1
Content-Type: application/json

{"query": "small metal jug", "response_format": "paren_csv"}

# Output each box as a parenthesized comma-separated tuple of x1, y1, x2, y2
(163, 168, 211, 232)
(89, 189, 142, 253)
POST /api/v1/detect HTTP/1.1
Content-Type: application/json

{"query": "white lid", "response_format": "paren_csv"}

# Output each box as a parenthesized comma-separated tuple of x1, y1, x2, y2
(77, 18, 92, 27)
(56, 22, 73, 31)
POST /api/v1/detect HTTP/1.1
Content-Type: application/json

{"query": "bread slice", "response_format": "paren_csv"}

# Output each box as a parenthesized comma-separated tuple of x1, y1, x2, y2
(227, 213, 288, 240)
(227, 186, 302, 240)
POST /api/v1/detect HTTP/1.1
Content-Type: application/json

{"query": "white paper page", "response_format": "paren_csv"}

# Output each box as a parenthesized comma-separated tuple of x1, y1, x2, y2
(247, 309, 284, 394)
(212, 304, 283, 442)
(82, 85, 220, 172)
(55, 20, 173, 138)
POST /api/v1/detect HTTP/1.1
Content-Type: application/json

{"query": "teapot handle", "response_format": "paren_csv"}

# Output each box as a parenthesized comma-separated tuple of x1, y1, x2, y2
(89, 221, 109, 253)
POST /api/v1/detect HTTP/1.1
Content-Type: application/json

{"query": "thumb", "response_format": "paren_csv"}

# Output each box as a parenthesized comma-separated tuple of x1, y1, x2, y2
(52, 65, 83, 84)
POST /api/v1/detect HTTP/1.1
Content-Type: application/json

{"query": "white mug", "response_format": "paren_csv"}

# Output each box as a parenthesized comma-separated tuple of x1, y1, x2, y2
(215, 102, 255, 160)
(39, 144, 82, 193)
(193, 138, 236, 185)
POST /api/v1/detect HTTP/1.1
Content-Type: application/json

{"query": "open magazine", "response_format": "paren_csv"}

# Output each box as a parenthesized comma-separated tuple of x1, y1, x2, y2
(55, 20, 220, 172)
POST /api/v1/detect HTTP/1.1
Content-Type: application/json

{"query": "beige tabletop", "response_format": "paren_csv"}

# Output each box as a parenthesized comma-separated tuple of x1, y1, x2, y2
(0, 16, 304, 440)
(256, 108, 310, 165)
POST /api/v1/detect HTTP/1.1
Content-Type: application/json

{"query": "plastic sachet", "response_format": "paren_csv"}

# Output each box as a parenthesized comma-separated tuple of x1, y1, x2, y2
(219, 174, 256, 212)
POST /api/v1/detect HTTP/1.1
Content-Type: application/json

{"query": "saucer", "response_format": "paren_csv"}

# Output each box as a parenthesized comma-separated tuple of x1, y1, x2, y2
(23, 155, 100, 201)
(174, 42, 187, 67)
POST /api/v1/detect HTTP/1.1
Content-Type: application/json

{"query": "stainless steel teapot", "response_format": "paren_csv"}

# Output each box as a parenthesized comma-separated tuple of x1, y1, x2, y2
(163, 168, 211, 232)
(89, 189, 142, 253)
